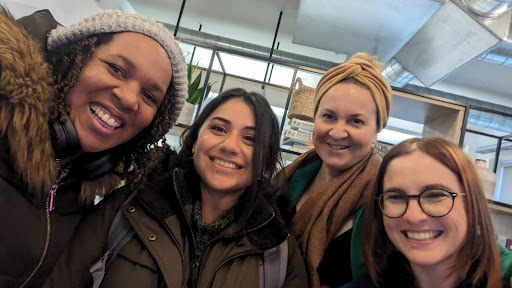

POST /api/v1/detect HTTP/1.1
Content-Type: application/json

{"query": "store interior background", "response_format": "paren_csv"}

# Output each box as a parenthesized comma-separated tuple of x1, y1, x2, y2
(4, 0, 512, 241)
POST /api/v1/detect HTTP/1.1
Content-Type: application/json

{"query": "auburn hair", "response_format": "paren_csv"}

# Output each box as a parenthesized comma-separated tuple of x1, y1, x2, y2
(363, 137, 501, 288)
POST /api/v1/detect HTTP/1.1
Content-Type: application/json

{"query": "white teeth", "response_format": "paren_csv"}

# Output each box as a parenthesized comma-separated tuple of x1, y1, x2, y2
(107, 118, 117, 126)
(90, 104, 121, 128)
(329, 144, 349, 150)
(214, 158, 238, 169)
(406, 231, 438, 240)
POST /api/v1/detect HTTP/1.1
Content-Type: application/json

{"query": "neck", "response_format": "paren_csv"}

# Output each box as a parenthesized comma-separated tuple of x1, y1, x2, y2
(411, 262, 464, 288)
(317, 162, 342, 183)
(200, 183, 243, 223)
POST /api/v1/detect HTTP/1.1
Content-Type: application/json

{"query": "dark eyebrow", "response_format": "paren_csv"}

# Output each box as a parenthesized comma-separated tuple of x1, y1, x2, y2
(349, 113, 368, 118)
(112, 54, 166, 95)
(383, 187, 405, 194)
(384, 184, 455, 194)
(422, 184, 455, 192)
(211, 116, 256, 130)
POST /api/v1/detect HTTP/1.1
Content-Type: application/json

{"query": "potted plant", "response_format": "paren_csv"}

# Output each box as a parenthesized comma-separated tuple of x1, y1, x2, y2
(177, 61, 216, 125)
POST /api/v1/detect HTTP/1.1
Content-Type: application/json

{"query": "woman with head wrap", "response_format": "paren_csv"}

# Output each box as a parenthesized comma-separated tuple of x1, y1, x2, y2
(276, 52, 392, 288)
(0, 8, 187, 287)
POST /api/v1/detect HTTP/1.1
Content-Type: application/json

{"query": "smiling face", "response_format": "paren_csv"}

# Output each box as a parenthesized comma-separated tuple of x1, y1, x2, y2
(193, 98, 256, 198)
(65, 32, 172, 153)
(382, 151, 468, 271)
(313, 82, 378, 173)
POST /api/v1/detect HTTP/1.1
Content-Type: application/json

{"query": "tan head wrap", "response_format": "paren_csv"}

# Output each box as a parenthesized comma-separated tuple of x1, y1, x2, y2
(314, 53, 392, 132)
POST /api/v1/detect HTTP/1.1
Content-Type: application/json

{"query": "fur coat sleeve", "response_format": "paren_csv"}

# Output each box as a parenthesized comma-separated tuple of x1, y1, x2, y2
(0, 7, 57, 204)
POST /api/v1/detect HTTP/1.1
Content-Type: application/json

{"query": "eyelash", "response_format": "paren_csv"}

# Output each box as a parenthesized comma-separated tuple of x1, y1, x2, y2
(322, 113, 334, 120)
(106, 62, 125, 78)
(351, 118, 365, 125)
(210, 125, 255, 143)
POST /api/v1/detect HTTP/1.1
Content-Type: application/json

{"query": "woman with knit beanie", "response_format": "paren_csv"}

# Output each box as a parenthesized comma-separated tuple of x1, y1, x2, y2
(0, 8, 187, 287)
(276, 52, 392, 288)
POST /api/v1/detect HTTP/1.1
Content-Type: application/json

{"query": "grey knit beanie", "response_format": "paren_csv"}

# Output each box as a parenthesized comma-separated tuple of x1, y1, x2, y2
(47, 10, 187, 127)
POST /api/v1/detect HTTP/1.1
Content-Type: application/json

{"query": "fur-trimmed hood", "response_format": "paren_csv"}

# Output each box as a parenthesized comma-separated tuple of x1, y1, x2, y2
(0, 9, 120, 206)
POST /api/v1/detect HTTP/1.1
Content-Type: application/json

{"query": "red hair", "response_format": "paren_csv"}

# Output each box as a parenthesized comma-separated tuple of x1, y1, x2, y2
(363, 137, 501, 287)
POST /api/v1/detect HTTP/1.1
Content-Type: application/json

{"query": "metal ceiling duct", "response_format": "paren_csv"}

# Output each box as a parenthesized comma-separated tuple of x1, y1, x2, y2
(384, 0, 512, 87)
(160, 23, 338, 72)
(460, 0, 512, 18)
(393, 0, 502, 87)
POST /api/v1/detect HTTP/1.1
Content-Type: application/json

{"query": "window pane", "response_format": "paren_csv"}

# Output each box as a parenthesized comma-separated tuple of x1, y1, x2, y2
(217, 52, 267, 81)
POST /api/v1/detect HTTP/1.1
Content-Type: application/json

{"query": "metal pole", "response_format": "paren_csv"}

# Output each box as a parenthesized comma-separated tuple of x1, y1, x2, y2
(280, 66, 298, 133)
(494, 136, 502, 173)
(263, 11, 283, 88)
(190, 25, 202, 65)
(268, 42, 279, 84)
(174, 0, 187, 37)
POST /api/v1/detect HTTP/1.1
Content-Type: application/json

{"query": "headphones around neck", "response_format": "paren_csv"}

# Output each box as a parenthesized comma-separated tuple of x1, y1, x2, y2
(49, 115, 121, 181)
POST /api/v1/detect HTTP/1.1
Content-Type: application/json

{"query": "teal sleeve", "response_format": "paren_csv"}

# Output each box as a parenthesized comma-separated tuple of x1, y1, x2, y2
(500, 242, 512, 278)
(351, 208, 368, 280)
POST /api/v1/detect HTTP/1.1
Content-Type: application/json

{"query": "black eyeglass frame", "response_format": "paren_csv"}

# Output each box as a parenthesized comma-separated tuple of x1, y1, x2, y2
(377, 189, 466, 218)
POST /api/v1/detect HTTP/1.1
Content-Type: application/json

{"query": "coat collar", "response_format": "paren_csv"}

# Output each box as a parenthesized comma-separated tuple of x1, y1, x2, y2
(137, 153, 288, 248)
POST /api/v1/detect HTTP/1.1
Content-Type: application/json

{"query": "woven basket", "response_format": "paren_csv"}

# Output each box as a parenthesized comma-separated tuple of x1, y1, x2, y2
(288, 77, 315, 121)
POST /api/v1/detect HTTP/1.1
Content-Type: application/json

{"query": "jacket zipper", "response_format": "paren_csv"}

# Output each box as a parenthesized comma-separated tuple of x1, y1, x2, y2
(18, 192, 52, 288)
(18, 166, 69, 287)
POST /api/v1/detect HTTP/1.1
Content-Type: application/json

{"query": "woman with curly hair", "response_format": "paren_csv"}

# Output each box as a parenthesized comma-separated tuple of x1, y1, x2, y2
(0, 8, 187, 287)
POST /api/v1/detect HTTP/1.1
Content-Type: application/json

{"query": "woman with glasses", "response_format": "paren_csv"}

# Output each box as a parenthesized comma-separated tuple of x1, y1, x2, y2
(347, 137, 511, 288)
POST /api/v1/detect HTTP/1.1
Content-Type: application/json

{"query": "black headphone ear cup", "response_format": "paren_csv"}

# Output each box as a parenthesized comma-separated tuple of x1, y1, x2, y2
(50, 117, 81, 159)
(73, 152, 122, 181)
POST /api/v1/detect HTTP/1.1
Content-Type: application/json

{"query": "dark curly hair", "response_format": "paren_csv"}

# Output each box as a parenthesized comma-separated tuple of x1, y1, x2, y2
(46, 33, 176, 190)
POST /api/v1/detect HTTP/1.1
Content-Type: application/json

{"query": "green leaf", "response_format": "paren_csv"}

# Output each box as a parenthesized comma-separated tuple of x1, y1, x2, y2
(188, 89, 202, 105)
(187, 61, 193, 83)
(188, 71, 202, 100)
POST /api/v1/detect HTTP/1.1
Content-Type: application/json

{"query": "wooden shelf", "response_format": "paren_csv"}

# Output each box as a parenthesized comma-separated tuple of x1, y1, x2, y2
(488, 200, 512, 214)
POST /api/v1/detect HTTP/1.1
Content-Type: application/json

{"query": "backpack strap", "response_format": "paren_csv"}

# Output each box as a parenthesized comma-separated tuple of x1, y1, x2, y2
(260, 235, 289, 288)
(90, 191, 137, 288)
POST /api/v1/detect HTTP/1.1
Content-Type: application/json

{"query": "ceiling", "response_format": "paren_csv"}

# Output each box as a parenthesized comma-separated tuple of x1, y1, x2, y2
(88, 0, 512, 108)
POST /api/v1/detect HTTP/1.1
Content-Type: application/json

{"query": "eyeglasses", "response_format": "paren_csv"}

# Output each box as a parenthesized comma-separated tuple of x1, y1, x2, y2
(377, 189, 465, 218)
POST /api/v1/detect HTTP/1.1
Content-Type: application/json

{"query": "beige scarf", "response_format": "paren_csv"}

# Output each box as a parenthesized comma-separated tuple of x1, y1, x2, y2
(283, 148, 381, 288)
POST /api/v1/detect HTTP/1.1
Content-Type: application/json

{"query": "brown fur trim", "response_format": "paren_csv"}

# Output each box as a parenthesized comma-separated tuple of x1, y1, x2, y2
(80, 173, 123, 206)
(0, 9, 56, 204)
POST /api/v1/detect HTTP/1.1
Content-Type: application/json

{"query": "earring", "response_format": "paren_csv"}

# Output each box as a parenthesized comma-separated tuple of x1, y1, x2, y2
(257, 174, 267, 182)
